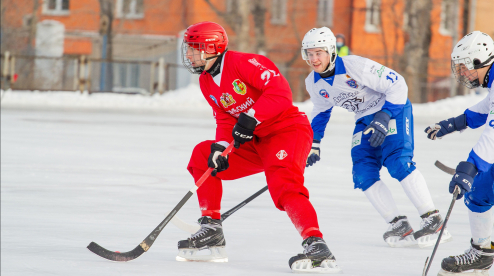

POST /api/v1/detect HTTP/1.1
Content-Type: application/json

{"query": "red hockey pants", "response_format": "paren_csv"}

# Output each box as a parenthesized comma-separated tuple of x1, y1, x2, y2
(187, 124, 323, 239)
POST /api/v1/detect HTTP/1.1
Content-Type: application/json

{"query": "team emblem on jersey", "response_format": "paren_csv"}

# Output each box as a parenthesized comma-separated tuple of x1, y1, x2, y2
(220, 93, 236, 108)
(319, 89, 329, 98)
(232, 79, 247, 95)
(209, 95, 219, 107)
(346, 79, 358, 89)
(341, 96, 364, 112)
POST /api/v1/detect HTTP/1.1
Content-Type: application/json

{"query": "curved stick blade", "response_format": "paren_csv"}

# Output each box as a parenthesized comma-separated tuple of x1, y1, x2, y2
(87, 242, 145, 262)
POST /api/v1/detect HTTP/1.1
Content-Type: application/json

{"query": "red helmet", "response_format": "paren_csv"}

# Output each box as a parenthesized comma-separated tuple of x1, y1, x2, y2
(181, 22, 229, 74)
(184, 21, 228, 55)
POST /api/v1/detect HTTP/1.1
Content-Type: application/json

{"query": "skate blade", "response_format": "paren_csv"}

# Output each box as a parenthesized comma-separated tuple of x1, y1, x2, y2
(176, 246, 228, 262)
(417, 230, 452, 248)
(291, 259, 342, 274)
(385, 235, 417, 248)
(437, 268, 490, 276)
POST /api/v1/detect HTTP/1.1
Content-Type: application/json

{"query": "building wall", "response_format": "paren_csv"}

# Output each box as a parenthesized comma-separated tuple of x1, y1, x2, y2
(474, 0, 494, 37)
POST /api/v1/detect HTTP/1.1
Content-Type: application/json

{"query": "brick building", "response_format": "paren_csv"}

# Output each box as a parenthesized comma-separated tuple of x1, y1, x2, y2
(1, 0, 493, 100)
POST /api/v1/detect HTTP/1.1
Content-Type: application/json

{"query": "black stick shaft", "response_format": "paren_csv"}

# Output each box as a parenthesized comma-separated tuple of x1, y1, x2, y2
(422, 188, 460, 276)
(87, 142, 235, 262)
(221, 186, 268, 222)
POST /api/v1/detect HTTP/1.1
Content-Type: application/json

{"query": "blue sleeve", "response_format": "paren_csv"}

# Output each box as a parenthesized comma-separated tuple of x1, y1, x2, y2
(381, 100, 405, 118)
(467, 149, 493, 173)
(465, 109, 488, 129)
(311, 107, 333, 140)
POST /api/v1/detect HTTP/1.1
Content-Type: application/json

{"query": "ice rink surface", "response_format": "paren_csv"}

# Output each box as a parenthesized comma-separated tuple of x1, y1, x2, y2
(1, 103, 489, 276)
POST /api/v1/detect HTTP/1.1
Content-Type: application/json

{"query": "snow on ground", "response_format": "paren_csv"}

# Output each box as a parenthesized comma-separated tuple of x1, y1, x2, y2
(1, 88, 491, 276)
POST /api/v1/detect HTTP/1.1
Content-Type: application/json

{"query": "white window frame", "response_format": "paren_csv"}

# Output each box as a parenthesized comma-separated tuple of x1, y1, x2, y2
(364, 0, 381, 33)
(317, 0, 334, 27)
(116, 0, 144, 19)
(42, 0, 70, 16)
(439, 0, 454, 36)
(271, 0, 287, 25)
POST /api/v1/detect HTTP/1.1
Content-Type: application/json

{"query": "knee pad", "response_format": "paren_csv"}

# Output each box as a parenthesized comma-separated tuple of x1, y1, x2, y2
(385, 156, 416, 182)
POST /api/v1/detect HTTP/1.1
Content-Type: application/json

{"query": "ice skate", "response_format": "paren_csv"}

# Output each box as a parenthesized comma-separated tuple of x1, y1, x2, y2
(437, 240, 494, 276)
(176, 216, 227, 262)
(414, 210, 452, 248)
(289, 237, 342, 274)
(383, 216, 416, 247)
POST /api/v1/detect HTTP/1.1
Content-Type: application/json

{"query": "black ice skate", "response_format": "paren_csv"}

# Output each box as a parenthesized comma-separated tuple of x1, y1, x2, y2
(438, 239, 494, 276)
(289, 237, 342, 273)
(383, 216, 416, 247)
(413, 210, 452, 248)
(176, 216, 227, 262)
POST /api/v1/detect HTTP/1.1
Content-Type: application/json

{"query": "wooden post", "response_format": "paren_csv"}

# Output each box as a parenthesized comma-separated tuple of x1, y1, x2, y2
(86, 59, 92, 93)
(73, 57, 79, 90)
(158, 57, 165, 94)
(150, 61, 156, 95)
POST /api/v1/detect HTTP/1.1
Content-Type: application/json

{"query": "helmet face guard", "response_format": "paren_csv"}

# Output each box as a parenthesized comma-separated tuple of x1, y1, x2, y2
(180, 21, 229, 75)
(181, 42, 207, 74)
(451, 58, 480, 89)
(450, 31, 494, 88)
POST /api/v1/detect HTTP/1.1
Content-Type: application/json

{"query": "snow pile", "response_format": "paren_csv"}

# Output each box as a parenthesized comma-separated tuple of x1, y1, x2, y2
(0, 84, 209, 113)
(1, 86, 488, 120)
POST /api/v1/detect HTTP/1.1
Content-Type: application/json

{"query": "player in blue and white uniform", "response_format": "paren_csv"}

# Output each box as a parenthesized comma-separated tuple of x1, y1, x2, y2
(425, 31, 494, 275)
(302, 27, 452, 248)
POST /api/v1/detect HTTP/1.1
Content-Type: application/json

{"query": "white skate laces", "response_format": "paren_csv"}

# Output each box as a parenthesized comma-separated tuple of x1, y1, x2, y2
(303, 240, 324, 254)
(419, 214, 437, 229)
(455, 246, 494, 266)
(190, 224, 218, 239)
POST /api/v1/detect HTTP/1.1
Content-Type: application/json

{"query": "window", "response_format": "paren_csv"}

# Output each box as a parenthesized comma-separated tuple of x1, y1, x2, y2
(439, 0, 455, 36)
(271, 0, 287, 25)
(365, 0, 380, 33)
(116, 0, 144, 19)
(115, 63, 140, 89)
(317, 0, 333, 26)
(42, 0, 70, 15)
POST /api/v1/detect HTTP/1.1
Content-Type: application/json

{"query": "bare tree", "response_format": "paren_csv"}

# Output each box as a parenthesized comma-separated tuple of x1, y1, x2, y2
(251, 0, 267, 55)
(204, 0, 251, 52)
(98, 0, 114, 91)
(401, 0, 433, 103)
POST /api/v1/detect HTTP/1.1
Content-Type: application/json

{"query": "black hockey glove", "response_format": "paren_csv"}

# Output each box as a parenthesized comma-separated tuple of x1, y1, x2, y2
(232, 113, 257, 149)
(306, 140, 321, 167)
(363, 111, 391, 147)
(208, 143, 229, 176)
(425, 114, 467, 140)
(450, 161, 477, 200)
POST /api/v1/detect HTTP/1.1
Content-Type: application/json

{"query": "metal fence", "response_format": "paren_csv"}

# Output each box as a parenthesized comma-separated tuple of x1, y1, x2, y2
(0, 53, 183, 95)
(1, 52, 459, 102)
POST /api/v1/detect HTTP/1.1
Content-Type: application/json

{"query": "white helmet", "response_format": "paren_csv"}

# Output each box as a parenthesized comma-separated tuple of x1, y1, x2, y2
(301, 27, 337, 73)
(451, 31, 494, 88)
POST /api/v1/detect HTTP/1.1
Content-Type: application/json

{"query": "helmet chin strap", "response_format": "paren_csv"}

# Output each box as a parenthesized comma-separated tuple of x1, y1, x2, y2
(199, 51, 222, 71)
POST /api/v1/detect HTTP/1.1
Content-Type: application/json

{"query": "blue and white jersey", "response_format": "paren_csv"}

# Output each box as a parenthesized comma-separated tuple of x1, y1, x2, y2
(464, 65, 494, 173)
(306, 55, 408, 140)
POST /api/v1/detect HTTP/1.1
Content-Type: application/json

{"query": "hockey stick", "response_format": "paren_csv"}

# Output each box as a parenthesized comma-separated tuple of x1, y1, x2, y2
(434, 160, 456, 175)
(87, 141, 235, 262)
(421, 186, 460, 276)
(171, 185, 269, 234)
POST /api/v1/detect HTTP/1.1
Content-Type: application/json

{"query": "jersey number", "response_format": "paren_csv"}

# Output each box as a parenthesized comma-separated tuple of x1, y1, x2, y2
(386, 72, 398, 83)
(261, 69, 279, 85)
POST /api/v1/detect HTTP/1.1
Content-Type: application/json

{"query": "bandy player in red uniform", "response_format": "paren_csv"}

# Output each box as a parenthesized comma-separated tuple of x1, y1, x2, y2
(176, 22, 341, 273)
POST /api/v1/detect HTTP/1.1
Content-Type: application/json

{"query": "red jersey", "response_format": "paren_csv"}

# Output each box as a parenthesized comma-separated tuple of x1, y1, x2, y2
(200, 51, 310, 143)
